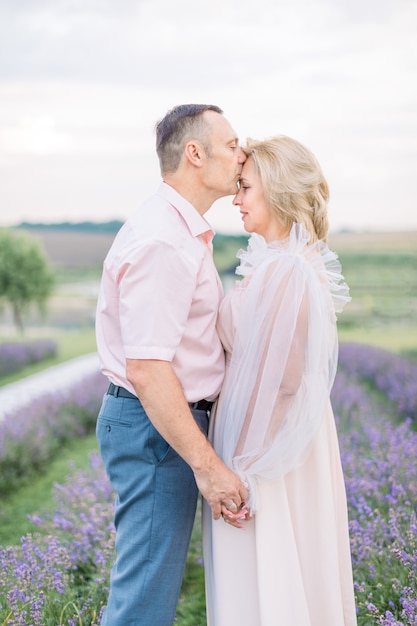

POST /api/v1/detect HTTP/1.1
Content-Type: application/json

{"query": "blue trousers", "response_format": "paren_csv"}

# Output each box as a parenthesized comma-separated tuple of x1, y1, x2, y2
(96, 392, 209, 626)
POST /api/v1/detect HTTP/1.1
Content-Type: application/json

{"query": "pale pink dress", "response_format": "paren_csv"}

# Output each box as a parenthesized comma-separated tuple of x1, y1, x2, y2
(203, 224, 357, 626)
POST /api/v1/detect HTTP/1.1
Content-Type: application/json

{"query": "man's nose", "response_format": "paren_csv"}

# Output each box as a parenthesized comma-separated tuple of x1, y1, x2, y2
(238, 148, 246, 163)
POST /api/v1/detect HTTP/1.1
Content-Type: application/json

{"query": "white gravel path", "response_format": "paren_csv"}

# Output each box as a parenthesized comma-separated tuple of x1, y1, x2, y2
(0, 353, 100, 422)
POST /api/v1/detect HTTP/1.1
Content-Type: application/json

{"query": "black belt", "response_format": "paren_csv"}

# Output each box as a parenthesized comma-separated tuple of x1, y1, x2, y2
(107, 383, 137, 399)
(189, 399, 214, 413)
(107, 383, 214, 413)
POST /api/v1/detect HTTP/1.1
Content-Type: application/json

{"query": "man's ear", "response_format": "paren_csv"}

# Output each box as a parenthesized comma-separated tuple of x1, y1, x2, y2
(184, 141, 205, 168)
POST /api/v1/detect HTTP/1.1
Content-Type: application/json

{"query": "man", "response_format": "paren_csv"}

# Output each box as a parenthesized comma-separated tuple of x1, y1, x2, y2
(95, 104, 248, 625)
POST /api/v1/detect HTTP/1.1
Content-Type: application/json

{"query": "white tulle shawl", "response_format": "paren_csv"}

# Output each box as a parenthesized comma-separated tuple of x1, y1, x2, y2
(213, 223, 351, 513)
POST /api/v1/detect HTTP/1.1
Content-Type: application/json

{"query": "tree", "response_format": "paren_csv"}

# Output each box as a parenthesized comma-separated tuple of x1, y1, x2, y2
(0, 228, 55, 333)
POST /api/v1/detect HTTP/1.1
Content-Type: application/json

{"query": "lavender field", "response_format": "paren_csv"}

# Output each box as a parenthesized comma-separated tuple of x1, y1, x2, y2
(0, 369, 107, 496)
(0, 342, 416, 625)
(334, 344, 417, 624)
(0, 340, 57, 377)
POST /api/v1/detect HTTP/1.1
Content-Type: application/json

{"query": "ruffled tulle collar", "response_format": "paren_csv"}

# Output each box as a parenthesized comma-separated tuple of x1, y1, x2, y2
(235, 223, 351, 314)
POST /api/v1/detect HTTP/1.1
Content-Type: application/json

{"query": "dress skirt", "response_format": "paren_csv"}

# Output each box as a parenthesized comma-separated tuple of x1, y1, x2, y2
(203, 404, 357, 626)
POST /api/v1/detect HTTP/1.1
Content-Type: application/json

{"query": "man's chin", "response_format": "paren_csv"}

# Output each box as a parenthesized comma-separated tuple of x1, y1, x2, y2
(218, 189, 236, 198)
(214, 183, 239, 200)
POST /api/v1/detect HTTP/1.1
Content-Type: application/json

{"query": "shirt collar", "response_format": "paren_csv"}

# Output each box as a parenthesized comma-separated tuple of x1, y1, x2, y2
(157, 182, 215, 242)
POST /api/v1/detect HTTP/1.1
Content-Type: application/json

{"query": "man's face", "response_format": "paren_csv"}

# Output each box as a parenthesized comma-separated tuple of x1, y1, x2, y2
(202, 111, 246, 199)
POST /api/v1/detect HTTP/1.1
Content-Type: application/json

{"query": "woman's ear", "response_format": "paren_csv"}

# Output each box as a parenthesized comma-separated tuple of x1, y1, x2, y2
(184, 141, 205, 168)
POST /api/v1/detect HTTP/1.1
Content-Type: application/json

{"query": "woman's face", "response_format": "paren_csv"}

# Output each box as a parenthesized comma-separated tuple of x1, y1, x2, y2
(233, 157, 281, 241)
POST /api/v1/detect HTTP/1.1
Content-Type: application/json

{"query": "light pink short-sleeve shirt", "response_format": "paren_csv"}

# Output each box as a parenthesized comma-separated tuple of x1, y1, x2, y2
(95, 182, 225, 402)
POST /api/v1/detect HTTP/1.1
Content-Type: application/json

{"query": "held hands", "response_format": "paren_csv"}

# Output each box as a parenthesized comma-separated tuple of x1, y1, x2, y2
(221, 501, 251, 529)
(194, 454, 249, 528)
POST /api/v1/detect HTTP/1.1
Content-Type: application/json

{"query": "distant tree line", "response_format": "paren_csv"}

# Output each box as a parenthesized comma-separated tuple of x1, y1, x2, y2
(16, 222, 248, 245)
(17, 220, 124, 234)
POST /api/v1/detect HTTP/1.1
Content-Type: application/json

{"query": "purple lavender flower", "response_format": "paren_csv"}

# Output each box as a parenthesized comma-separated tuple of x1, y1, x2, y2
(0, 371, 108, 495)
(0, 340, 57, 376)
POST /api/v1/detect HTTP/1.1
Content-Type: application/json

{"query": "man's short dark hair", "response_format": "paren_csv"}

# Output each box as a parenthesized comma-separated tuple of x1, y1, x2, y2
(155, 104, 223, 175)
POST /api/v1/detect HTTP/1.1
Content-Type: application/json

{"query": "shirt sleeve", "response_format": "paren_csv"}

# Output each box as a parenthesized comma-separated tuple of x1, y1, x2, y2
(116, 239, 199, 361)
(214, 251, 339, 513)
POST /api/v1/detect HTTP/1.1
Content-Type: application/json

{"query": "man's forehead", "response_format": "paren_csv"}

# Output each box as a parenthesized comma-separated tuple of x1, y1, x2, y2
(205, 112, 237, 141)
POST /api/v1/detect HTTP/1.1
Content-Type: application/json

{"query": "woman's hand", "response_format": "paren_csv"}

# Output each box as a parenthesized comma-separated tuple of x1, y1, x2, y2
(221, 502, 251, 529)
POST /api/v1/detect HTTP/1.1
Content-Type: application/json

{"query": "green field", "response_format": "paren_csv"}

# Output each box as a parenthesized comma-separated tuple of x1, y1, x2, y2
(1, 227, 416, 355)
(328, 230, 417, 357)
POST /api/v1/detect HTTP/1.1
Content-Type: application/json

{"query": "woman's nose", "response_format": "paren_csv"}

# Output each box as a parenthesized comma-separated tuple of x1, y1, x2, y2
(233, 192, 241, 206)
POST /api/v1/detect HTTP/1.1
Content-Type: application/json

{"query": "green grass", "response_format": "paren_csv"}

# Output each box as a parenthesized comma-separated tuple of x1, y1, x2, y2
(176, 556, 207, 625)
(338, 322, 417, 357)
(52, 327, 96, 356)
(338, 250, 416, 327)
(0, 434, 99, 546)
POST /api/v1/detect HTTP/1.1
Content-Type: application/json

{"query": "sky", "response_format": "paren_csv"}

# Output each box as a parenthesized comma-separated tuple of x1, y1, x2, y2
(0, 0, 416, 235)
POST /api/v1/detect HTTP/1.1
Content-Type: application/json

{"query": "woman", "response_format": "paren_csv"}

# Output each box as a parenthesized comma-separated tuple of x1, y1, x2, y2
(203, 136, 357, 625)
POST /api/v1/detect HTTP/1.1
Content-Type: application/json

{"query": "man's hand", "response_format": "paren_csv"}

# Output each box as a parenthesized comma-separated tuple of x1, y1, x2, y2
(193, 453, 248, 522)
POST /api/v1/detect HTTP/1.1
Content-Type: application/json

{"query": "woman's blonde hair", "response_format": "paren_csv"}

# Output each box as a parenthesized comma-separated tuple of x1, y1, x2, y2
(245, 136, 329, 242)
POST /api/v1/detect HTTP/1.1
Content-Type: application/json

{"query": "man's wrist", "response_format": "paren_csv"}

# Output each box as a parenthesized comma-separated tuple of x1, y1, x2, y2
(188, 438, 217, 475)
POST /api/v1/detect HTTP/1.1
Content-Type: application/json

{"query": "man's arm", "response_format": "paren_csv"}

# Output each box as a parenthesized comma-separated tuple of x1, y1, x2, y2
(126, 358, 248, 520)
